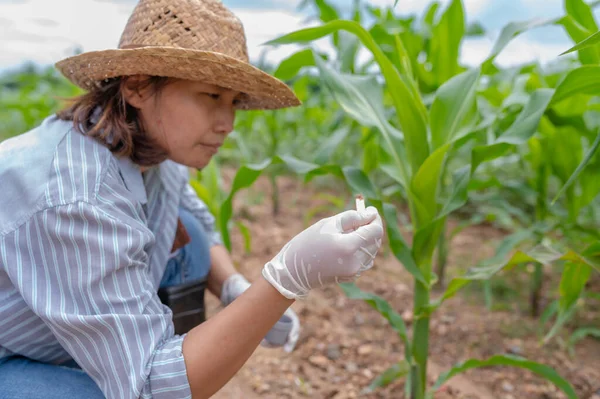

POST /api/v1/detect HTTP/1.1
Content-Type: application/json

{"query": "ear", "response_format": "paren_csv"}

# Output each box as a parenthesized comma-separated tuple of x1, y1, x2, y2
(121, 75, 152, 109)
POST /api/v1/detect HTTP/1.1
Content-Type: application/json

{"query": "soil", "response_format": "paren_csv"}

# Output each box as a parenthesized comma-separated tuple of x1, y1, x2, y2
(208, 169, 600, 399)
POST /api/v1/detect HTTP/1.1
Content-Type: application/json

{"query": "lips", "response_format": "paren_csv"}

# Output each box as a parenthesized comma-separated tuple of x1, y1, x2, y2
(203, 143, 221, 153)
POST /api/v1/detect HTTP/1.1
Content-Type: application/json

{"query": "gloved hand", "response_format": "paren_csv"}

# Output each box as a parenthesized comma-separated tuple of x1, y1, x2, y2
(221, 273, 301, 351)
(260, 306, 300, 353)
(262, 206, 384, 300)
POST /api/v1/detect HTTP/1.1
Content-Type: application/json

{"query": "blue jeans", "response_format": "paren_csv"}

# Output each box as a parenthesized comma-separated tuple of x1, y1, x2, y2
(0, 207, 211, 398)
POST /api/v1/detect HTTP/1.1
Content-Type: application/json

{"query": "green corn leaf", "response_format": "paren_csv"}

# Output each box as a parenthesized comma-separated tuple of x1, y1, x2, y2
(273, 49, 316, 81)
(423, 2, 440, 27)
(560, 28, 600, 56)
(466, 21, 486, 37)
(544, 261, 592, 343)
(422, 243, 600, 316)
(472, 88, 554, 172)
(378, 127, 410, 188)
(363, 361, 410, 393)
(340, 282, 410, 351)
(439, 165, 471, 216)
(312, 56, 388, 130)
(483, 18, 554, 71)
(582, 241, 600, 263)
(555, 15, 600, 64)
(422, 250, 534, 316)
(309, 54, 410, 188)
(540, 299, 559, 329)
(411, 165, 470, 272)
(339, 30, 360, 73)
(234, 221, 252, 254)
(315, 0, 339, 22)
(430, 66, 482, 151)
(219, 159, 270, 251)
(382, 203, 427, 285)
(265, 20, 430, 175)
(313, 125, 351, 165)
(427, 355, 578, 399)
(551, 66, 600, 105)
(483, 228, 537, 267)
(429, 0, 466, 84)
(565, 0, 598, 32)
(553, 128, 600, 203)
(410, 144, 451, 227)
(568, 327, 600, 354)
(342, 166, 379, 200)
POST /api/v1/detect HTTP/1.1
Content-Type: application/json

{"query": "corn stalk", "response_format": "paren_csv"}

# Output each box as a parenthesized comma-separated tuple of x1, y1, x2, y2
(264, 0, 587, 397)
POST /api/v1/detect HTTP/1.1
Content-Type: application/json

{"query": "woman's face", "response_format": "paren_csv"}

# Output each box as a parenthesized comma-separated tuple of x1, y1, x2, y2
(124, 76, 241, 170)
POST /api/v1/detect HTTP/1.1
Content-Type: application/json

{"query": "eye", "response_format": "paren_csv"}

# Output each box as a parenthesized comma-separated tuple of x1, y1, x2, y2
(207, 93, 220, 100)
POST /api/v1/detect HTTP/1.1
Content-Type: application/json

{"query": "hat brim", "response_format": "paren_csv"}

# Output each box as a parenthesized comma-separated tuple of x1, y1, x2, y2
(55, 46, 301, 110)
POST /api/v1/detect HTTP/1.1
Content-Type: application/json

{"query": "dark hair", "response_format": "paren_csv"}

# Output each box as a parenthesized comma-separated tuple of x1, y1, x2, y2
(56, 75, 174, 167)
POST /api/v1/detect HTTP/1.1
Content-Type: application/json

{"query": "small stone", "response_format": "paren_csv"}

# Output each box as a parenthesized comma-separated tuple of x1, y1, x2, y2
(441, 314, 456, 324)
(395, 283, 409, 293)
(345, 362, 358, 373)
(354, 313, 365, 326)
(358, 344, 373, 355)
(507, 345, 523, 355)
(327, 344, 342, 360)
(502, 381, 514, 392)
(256, 383, 271, 394)
(436, 325, 448, 336)
(309, 355, 328, 369)
(402, 310, 413, 323)
(362, 369, 373, 379)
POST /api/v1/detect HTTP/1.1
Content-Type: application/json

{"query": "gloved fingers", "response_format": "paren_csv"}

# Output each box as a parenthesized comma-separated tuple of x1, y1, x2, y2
(283, 308, 301, 353)
(337, 206, 379, 233)
(341, 214, 384, 250)
(261, 308, 301, 350)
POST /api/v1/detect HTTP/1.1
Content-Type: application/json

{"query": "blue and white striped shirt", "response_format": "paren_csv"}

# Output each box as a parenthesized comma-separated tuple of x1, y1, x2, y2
(0, 115, 223, 398)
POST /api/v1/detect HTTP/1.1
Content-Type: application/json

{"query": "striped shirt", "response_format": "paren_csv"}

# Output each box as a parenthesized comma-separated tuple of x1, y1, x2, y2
(0, 114, 222, 398)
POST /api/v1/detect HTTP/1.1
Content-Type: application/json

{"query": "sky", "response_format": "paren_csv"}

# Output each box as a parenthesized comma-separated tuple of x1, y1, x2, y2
(0, 0, 595, 75)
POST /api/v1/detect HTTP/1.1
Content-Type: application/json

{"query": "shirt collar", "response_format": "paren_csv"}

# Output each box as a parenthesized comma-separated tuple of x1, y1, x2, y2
(116, 155, 148, 204)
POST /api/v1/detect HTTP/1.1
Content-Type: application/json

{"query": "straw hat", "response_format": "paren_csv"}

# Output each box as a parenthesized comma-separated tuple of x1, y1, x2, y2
(55, 0, 301, 110)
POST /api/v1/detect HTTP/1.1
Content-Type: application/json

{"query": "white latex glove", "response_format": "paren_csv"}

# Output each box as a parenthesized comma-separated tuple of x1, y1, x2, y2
(262, 206, 384, 300)
(259, 307, 300, 353)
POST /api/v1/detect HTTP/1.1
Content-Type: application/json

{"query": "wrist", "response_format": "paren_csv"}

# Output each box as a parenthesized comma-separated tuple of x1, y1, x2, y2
(261, 266, 308, 301)
(256, 275, 296, 306)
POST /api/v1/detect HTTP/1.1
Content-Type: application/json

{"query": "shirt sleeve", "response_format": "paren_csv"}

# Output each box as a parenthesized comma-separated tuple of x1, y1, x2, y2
(179, 181, 223, 248)
(4, 200, 192, 399)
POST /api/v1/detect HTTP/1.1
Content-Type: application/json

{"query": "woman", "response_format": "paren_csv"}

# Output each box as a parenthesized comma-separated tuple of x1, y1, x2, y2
(0, 0, 384, 398)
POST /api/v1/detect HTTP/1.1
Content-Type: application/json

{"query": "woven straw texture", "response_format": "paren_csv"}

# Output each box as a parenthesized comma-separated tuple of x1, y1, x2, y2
(55, 0, 300, 110)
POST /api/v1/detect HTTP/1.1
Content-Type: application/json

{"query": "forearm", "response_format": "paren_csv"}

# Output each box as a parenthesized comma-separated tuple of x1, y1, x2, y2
(181, 275, 294, 398)
(206, 244, 237, 298)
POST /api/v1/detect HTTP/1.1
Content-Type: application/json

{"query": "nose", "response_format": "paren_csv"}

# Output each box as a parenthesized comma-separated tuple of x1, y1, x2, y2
(215, 107, 235, 135)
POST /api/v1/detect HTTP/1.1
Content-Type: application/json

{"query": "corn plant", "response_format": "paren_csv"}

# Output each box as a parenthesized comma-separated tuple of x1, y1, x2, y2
(466, 0, 600, 340)
(188, 159, 253, 254)
(263, 0, 600, 397)
(0, 63, 82, 142)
